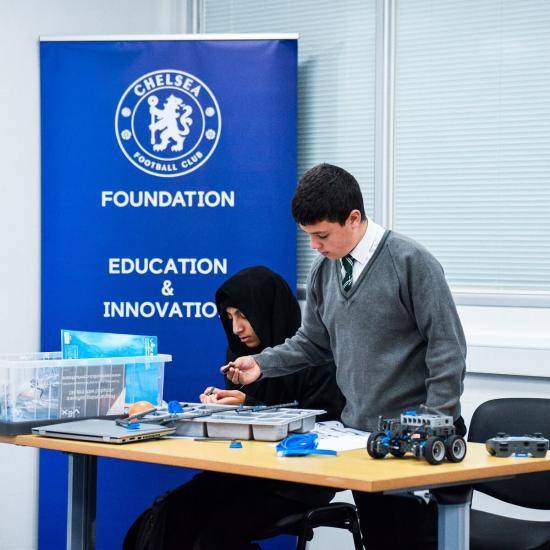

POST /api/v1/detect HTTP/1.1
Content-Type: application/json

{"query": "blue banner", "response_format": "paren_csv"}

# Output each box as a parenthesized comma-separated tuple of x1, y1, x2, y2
(40, 37, 297, 549)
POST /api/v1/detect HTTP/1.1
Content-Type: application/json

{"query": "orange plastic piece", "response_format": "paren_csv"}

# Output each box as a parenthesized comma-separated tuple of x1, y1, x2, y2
(128, 400, 155, 418)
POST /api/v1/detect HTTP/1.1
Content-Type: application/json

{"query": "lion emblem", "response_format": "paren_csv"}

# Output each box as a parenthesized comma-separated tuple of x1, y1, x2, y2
(148, 94, 193, 152)
(116, 69, 221, 177)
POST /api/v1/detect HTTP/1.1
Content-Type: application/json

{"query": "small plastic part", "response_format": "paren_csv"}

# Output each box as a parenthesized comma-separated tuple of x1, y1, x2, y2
(126, 422, 141, 430)
(128, 401, 155, 416)
(229, 440, 243, 448)
(116, 401, 157, 428)
(167, 401, 183, 414)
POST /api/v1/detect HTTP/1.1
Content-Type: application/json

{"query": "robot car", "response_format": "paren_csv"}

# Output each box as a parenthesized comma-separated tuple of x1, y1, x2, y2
(367, 409, 467, 465)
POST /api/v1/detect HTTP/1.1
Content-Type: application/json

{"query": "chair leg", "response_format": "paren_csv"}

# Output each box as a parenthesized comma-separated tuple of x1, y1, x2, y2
(296, 528, 309, 550)
(350, 519, 364, 550)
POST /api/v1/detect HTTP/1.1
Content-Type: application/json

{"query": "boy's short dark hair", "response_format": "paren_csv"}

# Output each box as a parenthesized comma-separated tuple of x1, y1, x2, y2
(291, 163, 366, 226)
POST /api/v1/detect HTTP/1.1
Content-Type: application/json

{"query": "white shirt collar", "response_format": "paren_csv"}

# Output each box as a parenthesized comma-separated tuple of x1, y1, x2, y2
(348, 216, 385, 266)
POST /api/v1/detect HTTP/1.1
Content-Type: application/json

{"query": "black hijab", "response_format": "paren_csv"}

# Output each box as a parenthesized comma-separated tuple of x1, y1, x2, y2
(215, 265, 301, 360)
(215, 265, 345, 422)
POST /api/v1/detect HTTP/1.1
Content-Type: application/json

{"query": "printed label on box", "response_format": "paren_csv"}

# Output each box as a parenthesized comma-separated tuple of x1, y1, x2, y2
(61, 330, 157, 359)
(60, 330, 160, 406)
(59, 364, 125, 418)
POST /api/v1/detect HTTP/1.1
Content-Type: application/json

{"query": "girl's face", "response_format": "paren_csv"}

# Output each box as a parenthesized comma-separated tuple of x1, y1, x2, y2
(225, 306, 261, 348)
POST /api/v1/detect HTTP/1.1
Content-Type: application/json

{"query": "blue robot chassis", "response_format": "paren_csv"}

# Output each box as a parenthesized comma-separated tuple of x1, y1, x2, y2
(367, 410, 467, 465)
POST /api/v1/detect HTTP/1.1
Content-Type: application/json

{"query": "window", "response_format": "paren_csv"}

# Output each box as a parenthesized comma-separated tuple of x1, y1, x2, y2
(393, 1, 550, 294)
(204, 0, 377, 285)
(201, 0, 550, 301)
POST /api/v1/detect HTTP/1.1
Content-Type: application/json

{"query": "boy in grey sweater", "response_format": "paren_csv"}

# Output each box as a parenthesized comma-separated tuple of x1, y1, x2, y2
(225, 163, 466, 549)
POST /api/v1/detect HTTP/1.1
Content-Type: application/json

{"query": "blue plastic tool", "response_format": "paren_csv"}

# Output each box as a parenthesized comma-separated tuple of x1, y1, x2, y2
(168, 400, 184, 414)
(276, 433, 337, 457)
(125, 422, 141, 430)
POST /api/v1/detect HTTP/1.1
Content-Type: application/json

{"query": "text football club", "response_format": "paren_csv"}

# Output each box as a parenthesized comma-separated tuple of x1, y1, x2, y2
(115, 69, 222, 177)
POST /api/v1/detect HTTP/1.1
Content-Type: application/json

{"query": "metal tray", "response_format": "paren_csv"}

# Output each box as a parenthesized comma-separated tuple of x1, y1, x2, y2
(146, 403, 324, 442)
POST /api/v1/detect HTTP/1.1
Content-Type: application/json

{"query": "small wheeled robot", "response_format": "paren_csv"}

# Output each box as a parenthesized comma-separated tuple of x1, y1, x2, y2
(367, 408, 467, 465)
(485, 433, 549, 458)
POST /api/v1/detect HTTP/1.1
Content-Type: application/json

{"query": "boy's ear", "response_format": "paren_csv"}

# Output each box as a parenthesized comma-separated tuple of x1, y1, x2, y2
(347, 209, 362, 226)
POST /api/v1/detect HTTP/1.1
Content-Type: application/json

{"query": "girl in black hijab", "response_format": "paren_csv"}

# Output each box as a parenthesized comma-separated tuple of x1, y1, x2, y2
(201, 266, 344, 419)
(219, 265, 301, 359)
(124, 266, 345, 550)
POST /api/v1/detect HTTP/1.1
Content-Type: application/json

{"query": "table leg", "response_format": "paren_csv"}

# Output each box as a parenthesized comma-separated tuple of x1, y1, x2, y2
(432, 485, 473, 550)
(67, 453, 97, 550)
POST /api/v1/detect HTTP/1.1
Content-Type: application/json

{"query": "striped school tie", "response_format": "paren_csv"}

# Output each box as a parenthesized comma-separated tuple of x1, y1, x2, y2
(341, 254, 354, 292)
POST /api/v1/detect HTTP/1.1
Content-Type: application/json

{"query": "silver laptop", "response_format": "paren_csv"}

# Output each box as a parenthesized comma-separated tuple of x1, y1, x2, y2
(32, 419, 176, 444)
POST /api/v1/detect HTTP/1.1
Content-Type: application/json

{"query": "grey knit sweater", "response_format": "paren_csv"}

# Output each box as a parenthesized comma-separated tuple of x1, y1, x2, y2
(256, 230, 466, 432)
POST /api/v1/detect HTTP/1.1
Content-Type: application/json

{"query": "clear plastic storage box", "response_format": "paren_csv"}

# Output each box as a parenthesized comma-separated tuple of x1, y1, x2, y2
(0, 351, 171, 435)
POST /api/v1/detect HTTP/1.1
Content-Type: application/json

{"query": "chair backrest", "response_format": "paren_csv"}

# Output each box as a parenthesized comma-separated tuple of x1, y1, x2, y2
(468, 398, 550, 509)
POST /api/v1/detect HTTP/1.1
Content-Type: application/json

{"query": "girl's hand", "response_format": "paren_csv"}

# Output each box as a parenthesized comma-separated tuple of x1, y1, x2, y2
(199, 387, 245, 405)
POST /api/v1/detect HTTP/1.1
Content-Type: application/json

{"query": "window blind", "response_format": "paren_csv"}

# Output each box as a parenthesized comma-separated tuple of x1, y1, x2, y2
(204, 0, 376, 285)
(393, 0, 550, 292)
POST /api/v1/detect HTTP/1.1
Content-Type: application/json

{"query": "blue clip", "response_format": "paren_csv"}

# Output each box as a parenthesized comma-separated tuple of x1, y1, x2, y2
(229, 440, 242, 449)
(168, 400, 183, 414)
(126, 422, 141, 430)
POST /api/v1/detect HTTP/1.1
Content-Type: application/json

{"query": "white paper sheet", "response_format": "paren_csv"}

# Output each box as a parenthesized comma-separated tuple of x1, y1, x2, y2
(313, 420, 371, 452)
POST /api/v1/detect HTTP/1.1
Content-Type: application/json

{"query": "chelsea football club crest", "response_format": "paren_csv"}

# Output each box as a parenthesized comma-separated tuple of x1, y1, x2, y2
(115, 69, 221, 178)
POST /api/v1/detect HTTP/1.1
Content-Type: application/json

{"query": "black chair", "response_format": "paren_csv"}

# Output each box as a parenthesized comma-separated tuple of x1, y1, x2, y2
(259, 502, 364, 550)
(468, 398, 550, 550)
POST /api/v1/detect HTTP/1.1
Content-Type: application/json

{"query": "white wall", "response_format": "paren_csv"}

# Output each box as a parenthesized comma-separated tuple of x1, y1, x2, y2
(0, 2, 186, 548)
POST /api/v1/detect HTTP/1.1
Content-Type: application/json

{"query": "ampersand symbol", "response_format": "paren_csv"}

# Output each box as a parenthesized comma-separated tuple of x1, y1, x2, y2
(161, 280, 174, 296)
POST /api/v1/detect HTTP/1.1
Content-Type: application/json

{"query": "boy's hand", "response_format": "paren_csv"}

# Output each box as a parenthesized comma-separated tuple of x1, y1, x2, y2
(221, 356, 261, 385)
